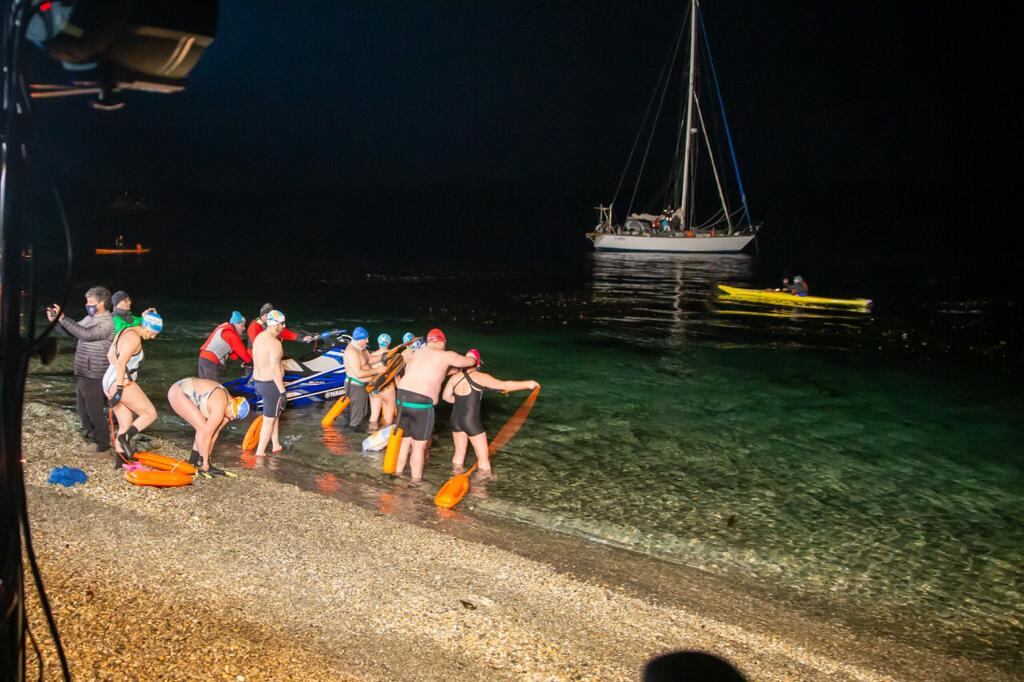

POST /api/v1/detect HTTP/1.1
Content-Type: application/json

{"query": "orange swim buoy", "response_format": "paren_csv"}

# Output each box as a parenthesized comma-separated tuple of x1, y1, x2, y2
(125, 469, 194, 487)
(242, 416, 263, 450)
(133, 451, 198, 475)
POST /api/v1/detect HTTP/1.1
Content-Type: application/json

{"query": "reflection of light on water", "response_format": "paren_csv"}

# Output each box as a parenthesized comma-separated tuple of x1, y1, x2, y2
(315, 472, 340, 494)
(377, 491, 396, 515)
(239, 451, 281, 471)
(587, 252, 753, 342)
(321, 426, 350, 456)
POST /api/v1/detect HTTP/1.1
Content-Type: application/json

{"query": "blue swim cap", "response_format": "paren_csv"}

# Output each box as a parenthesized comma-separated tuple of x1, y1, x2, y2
(141, 310, 163, 334)
(402, 332, 415, 344)
(411, 339, 425, 350)
(377, 333, 391, 348)
(229, 311, 245, 325)
(352, 326, 369, 341)
(227, 396, 250, 420)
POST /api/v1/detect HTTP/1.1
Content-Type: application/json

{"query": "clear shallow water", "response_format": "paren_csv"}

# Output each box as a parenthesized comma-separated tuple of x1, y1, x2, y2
(28, 252, 1024, 666)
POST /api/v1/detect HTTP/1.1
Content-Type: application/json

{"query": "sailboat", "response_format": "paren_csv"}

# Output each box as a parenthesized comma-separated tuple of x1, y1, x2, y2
(588, 0, 759, 254)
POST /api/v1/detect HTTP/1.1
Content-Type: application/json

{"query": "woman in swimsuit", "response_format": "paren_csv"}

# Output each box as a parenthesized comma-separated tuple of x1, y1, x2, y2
(104, 311, 163, 467)
(441, 348, 538, 477)
(168, 377, 251, 475)
(368, 333, 398, 428)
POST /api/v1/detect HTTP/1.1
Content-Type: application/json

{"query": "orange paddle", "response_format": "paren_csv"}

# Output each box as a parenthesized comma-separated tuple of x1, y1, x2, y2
(435, 385, 540, 509)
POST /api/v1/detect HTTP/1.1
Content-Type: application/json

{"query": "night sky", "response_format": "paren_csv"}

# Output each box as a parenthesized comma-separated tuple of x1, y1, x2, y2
(27, 1, 1018, 276)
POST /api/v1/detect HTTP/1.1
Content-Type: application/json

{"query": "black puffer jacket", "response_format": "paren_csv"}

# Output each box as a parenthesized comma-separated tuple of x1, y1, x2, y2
(58, 312, 113, 379)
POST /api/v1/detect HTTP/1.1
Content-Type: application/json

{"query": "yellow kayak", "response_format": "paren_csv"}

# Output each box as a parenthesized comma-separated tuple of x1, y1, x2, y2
(717, 284, 872, 311)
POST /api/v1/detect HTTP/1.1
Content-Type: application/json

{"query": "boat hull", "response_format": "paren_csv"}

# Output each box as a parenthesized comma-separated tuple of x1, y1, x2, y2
(717, 284, 872, 310)
(589, 233, 755, 253)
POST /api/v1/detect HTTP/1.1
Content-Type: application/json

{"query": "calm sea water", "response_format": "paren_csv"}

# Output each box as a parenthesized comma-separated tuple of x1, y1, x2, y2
(26, 251, 1024, 666)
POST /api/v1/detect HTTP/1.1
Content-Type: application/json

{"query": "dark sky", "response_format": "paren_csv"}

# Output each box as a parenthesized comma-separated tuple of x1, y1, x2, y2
(28, 1, 1019, 270)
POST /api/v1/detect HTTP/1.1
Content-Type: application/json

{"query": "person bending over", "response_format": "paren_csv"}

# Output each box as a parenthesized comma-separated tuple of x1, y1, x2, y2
(168, 377, 250, 475)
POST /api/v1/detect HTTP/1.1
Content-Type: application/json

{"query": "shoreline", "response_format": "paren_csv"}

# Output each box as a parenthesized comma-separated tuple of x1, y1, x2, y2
(22, 402, 1014, 680)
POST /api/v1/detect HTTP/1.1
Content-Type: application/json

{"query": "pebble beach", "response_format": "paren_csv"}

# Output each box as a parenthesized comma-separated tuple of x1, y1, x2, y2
(20, 402, 1015, 681)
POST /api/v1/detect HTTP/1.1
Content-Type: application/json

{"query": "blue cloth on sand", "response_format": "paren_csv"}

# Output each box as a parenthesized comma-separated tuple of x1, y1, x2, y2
(48, 466, 88, 487)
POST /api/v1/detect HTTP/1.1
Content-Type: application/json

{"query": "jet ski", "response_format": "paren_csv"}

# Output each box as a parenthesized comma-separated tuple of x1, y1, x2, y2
(223, 329, 351, 409)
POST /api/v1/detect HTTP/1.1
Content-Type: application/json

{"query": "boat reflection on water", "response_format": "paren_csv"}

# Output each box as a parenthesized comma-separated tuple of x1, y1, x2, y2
(587, 251, 753, 342)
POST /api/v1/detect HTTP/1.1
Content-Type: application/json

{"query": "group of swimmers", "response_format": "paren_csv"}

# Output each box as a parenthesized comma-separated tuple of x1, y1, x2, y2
(53, 287, 538, 483)
(339, 326, 539, 481)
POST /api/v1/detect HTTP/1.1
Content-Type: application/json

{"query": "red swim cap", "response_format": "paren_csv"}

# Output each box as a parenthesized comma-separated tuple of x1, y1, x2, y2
(466, 348, 482, 366)
(426, 328, 446, 343)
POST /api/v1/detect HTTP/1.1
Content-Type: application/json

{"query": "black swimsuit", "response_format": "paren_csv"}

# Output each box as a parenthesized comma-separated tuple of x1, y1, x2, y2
(450, 370, 486, 437)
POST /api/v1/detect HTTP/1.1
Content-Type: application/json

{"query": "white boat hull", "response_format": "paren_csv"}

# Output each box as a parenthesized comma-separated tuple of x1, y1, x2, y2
(588, 232, 755, 253)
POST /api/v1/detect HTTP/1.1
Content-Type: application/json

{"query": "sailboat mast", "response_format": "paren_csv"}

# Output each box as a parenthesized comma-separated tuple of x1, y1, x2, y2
(677, 0, 699, 232)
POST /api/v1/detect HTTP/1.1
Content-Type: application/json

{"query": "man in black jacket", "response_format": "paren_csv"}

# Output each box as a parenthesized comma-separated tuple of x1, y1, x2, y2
(47, 286, 115, 452)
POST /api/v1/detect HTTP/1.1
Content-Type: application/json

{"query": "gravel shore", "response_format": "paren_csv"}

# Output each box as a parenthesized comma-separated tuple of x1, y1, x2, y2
(20, 403, 1013, 681)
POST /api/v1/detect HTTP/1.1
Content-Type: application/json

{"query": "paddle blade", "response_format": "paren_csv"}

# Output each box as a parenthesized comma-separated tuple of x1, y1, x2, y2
(434, 473, 470, 509)
(320, 396, 350, 427)
(382, 426, 403, 474)
(488, 385, 540, 455)
(242, 415, 263, 450)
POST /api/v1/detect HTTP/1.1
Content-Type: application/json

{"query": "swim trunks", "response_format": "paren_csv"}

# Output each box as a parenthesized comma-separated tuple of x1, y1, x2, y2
(344, 378, 370, 428)
(254, 380, 285, 418)
(397, 389, 434, 441)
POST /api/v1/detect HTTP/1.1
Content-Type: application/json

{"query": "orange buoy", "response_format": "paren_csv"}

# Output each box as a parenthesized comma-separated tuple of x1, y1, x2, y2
(320, 395, 350, 427)
(381, 426, 403, 474)
(133, 451, 197, 475)
(242, 416, 263, 450)
(125, 469, 193, 487)
(434, 471, 471, 509)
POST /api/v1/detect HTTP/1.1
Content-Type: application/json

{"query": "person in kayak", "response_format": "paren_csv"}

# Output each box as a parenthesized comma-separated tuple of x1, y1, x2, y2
(104, 310, 163, 467)
(394, 328, 477, 482)
(441, 349, 538, 478)
(198, 311, 252, 380)
(341, 326, 375, 429)
(247, 302, 314, 346)
(368, 333, 398, 428)
(252, 310, 287, 457)
(168, 378, 250, 475)
(110, 290, 155, 334)
(787, 275, 809, 296)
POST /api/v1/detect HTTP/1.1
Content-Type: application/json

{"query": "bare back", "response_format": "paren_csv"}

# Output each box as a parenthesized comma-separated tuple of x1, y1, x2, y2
(398, 346, 474, 403)
(252, 331, 283, 383)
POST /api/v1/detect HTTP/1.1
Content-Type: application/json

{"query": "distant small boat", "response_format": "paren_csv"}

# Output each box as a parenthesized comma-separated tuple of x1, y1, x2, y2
(95, 245, 151, 256)
(717, 284, 872, 311)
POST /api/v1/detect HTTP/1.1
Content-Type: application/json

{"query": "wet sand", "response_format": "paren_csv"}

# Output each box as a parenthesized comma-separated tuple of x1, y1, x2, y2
(21, 403, 1013, 681)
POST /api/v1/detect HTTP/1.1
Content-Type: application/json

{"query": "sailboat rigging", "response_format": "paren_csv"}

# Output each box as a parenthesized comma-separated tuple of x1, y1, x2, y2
(588, 0, 760, 254)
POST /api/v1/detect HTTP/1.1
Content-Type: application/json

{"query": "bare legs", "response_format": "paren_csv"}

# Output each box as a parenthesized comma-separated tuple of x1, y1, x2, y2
(254, 415, 281, 457)
(108, 382, 156, 453)
(451, 431, 491, 475)
(395, 436, 429, 482)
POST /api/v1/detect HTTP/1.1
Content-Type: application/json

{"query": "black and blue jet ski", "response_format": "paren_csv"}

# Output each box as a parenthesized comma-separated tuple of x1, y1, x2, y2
(223, 329, 350, 409)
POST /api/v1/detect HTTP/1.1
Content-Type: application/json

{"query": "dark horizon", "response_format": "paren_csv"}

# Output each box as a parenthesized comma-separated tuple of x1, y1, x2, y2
(24, 1, 1019, 282)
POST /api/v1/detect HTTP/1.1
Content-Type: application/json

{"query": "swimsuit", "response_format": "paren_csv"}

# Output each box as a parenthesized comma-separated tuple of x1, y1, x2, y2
(175, 378, 226, 419)
(254, 380, 285, 418)
(396, 389, 435, 441)
(450, 370, 486, 437)
(102, 329, 144, 393)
